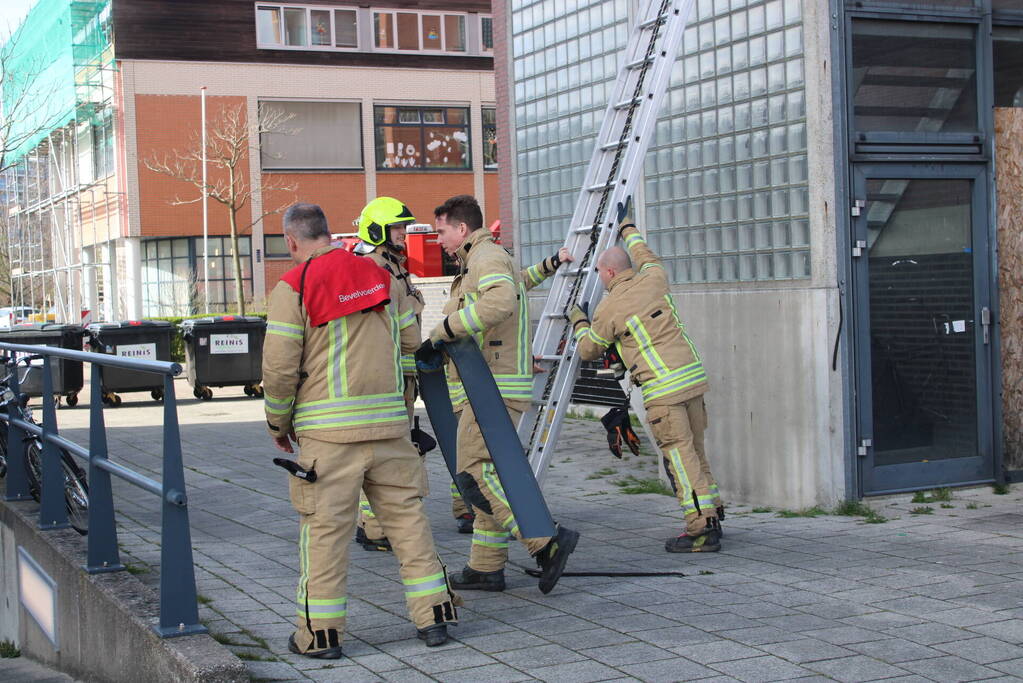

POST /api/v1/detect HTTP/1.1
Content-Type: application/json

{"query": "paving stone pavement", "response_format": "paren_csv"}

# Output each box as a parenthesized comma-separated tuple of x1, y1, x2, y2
(29, 377, 1023, 681)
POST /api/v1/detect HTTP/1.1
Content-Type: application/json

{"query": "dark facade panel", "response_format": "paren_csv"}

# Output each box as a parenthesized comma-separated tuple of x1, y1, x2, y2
(112, 0, 493, 70)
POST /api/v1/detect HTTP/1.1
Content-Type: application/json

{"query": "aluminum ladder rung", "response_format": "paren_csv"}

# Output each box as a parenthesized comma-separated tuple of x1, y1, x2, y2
(536, 354, 565, 362)
(586, 180, 618, 193)
(638, 14, 668, 30)
(600, 139, 630, 152)
(613, 96, 643, 110)
(626, 56, 654, 70)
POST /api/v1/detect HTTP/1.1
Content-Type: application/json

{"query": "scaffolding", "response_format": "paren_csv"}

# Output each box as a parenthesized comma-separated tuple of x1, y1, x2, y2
(2, 0, 119, 324)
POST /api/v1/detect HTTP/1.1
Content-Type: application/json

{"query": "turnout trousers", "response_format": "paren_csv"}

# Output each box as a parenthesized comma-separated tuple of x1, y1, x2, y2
(646, 397, 722, 535)
(456, 404, 551, 572)
(290, 435, 459, 651)
(358, 377, 429, 539)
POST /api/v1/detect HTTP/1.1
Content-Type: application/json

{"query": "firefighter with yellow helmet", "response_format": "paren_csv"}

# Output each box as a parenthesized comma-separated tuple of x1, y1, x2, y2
(352, 197, 431, 552)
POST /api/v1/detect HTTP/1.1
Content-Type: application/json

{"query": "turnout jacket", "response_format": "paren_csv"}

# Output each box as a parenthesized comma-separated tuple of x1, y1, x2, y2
(360, 244, 425, 377)
(431, 229, 535, 411)
(443, 250, 564, 409)
(263, 246, 419, 443)
(574, 226, 708, 407)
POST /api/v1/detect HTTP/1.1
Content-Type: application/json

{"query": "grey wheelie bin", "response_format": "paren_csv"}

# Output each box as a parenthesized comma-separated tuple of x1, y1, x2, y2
(86, 320, 174, 406)
(0, 323, 86, 405)
(180, 316, 265, 400)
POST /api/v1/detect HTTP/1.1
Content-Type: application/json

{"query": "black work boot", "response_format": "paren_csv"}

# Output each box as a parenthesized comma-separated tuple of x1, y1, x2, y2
(456, 512, 475, 534)
(416, 624, 449, 647)
(665, 518, 722, 553)
(535, 525, 580, 594)
(355, 526, 392, 552)
(288, 632, 343, 660)
(449, 565, 506, 591)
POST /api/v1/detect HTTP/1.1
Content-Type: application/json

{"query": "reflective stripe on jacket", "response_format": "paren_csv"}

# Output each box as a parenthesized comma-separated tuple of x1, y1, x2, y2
(442, 248, 562, 410)
(574, 226, 708, 407)
(263, 245, 419, 443)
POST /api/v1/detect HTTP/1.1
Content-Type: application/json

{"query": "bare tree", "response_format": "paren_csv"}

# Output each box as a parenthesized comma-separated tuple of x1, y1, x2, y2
(145, 103, 297, 316)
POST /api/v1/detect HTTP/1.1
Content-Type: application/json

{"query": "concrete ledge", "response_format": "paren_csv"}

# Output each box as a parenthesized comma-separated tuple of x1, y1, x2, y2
(0, 494, 247, 683)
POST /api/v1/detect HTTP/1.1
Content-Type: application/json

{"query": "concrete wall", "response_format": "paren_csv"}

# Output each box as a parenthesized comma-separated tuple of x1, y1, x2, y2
(0, 498, 246, 683)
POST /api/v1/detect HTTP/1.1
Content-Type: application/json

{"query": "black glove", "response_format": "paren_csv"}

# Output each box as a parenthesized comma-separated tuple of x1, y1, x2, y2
(415, 339, 444, 372)
(600, 405, 641, 459)
(410, 416, 437, 456)
(616, 195, 635, 235)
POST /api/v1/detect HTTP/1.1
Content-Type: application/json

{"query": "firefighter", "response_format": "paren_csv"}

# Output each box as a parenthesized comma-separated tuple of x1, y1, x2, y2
(351, 197, 428, 552)
(570, 196, 724, 553)
(444, 246, 574, 534)
(428, 194, 579, 594)
(264, 203, 460, 659)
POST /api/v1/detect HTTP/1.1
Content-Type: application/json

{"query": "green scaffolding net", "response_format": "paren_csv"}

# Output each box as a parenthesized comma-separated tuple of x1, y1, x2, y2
(2, 0, 111, 164)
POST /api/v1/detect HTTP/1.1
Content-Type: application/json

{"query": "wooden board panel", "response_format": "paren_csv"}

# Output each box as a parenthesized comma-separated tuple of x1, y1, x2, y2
(995, 108, 1023, 471)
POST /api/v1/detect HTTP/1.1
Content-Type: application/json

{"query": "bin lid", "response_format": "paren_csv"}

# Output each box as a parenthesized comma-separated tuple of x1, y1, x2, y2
(87, 320, 174, 332)
(1, 322, 85, 334)
(180, 315, 265, 331)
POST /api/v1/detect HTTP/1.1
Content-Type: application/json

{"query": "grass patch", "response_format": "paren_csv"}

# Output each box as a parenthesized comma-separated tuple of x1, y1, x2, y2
(211, 632, 245, 647)
(613, 475, 674, 496)
(236, 652, 278, 662)
(911, 488, 953, 504)
(240, 628, 270, 651)
(0, 640, 20, 658)
(751, 507, 773, 514)
(197, 594, 212, 605)
(834, 501, 887, 524)
(586, 467, 617, 480)
(776, 506, 826, 518)
(565, 409, 600, 422)
(993, 483, 1010, 495)
(940, 503, 954, 509)
(966, 502, 979, 510)
(910, 506, 934, 515)
(125, 563, 149, 575)
(698, 570, 715, 575)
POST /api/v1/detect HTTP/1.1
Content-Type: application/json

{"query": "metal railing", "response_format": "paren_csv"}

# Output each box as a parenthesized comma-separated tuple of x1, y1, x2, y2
(0, 342, 206, 638)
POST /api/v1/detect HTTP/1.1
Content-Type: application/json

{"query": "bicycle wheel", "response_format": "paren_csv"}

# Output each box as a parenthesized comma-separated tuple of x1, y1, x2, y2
(61, 453, 88, 535)
(25, 441, 42, 502)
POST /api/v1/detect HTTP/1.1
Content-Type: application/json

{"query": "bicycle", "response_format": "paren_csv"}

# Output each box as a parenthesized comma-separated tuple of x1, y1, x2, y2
(0, 354, 89, 535)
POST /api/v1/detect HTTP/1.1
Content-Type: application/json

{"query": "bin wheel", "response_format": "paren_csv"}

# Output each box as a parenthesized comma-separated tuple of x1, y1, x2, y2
(102, 392, 114, 406)
(193, 387, 204, 399)
(201, 387, 213, 401)
(65, 392, 78, 408)
(151, 389, 164, 402)
(243, 385, 253, 397)
(112, 394, 122, 407)
(254, 385, 264, 398)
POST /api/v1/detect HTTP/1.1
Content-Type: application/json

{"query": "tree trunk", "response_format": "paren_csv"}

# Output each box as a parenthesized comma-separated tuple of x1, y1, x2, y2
(227, 166, 246, 316)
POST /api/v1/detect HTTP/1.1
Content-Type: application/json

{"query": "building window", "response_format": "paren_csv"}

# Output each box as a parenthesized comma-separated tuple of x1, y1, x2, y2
(141, 237, 253, 316)
(373, 10, 467, 53)
(264, 235, 290, 258)
(851, 19, 978, 134)
(92, 109, 114, 180)
(481, 15, 494, 53)
(994, 26, 1023, 107)
(374, 106, 470, 170)
(483, 107, 497, 169)
(260, 101, 362, 170)
(256, 4, 359, 50)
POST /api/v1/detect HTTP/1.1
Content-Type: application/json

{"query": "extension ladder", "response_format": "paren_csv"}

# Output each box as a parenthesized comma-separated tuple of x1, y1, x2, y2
(519, 0, 695, 484)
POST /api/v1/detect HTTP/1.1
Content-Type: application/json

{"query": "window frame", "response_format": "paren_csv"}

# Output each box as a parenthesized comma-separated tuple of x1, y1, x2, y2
(258, 98, 365, 171)
(480, 14, 494, 54)
(374, 104, 472, 171)
(482, 106, 497, 170)
(844, 9, 989, 155)
(371, 8, 469, 54)
(255, 3, 361, 52)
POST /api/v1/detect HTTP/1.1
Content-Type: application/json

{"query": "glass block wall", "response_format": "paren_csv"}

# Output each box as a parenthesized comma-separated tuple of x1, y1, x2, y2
(510, 0, 629, 275)
(511, 0, 811, 283)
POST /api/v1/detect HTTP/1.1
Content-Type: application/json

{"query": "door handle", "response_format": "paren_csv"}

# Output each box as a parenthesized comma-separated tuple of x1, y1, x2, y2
(981, 307, 991, 345)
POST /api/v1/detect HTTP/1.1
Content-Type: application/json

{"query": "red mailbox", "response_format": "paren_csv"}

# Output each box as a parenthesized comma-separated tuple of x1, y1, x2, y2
(406, 232, 444, 277)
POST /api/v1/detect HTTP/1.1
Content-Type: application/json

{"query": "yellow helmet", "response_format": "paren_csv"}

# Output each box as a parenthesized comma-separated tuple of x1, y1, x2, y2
(357, 197, 415, 246)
